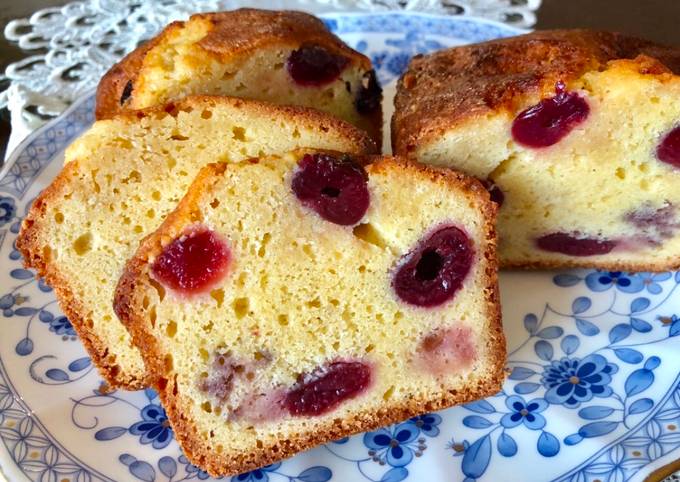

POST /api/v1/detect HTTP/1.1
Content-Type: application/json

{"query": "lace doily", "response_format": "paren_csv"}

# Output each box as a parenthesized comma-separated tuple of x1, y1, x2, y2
(1, 0, 540, 155)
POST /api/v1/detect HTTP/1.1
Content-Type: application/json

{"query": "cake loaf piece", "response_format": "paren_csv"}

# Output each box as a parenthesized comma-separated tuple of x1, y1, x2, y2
(17, 96, 375, 389)
(96, 9, 382, 145)
(114, 149, 505, 476)
(393, 30, 680, 270)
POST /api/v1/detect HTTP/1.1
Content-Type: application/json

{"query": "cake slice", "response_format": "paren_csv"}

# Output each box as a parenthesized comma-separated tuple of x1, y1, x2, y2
(96, 9, 382, 145)
(17, 96, 376, 389)
(392, 30, 680, 270)
(114, 149, 504, 476)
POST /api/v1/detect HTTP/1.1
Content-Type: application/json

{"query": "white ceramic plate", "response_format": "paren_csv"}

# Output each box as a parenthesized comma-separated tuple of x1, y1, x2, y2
(1, 12, 679, 482)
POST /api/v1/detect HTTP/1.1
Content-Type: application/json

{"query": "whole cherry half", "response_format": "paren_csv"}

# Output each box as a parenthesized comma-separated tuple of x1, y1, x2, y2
(393, 225, 474, 307)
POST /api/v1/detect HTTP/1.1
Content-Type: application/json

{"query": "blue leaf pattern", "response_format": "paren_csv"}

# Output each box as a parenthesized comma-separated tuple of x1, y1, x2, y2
(630, 297, 650, 313)
(462, 416, 493, 429)
(461, 435, 491, 479)
(380, 467, 408, 482)
(464, 400, 496, 414)
(613, 348, 643, 364)
(628, 398, 654, 415)
(534, 340, 553, 361)
(575, 318, 600, 336)
(609, 324, 632, 344)
(45, 369, 69, 381)
(158, 456, 177, 478)
(537, 431, 560, 457)
(536, 326, 563, 339)
(578, 422, 619, 438)
(509, 367, 535, 380)
(560, 335, 579, 355)
(578, 406, 614, 420)
(95, 427, 127, 441)
(298, 466, 332, 482)
(129, 460, 155, 482)
(523, 313, 538, 334)
(572, 297, 591, 314)
(497, 432, 517, 457)
(625, 369, 655, 397)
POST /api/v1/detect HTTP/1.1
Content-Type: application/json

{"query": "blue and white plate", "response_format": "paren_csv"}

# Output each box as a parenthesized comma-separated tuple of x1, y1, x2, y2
(1, 12, 679, 482)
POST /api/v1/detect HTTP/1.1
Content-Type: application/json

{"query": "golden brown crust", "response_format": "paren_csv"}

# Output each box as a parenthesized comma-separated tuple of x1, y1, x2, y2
(96, 8, 372, 120)
(114, 153, 505, 477)
(17, 96, 376, 390)
(16, 161, 148, 389)
(392, 29, 680, 155)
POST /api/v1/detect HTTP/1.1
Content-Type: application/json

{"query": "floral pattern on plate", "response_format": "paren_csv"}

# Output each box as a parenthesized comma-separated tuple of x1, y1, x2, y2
(1, 12, 679, 482)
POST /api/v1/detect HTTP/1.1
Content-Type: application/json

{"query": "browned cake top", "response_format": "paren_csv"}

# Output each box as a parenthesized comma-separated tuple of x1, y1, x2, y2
(392, 29, 680, 154)
(95, 9, 370, 119)
(193, 9, 363, 60)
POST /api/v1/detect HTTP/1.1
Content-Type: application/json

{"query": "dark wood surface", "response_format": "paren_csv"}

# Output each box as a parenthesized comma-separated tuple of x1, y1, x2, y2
(0, 0, 679, 158)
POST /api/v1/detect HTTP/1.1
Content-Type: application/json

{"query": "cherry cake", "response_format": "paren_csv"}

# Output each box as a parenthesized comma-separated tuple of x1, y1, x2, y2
(96, 9, 382, 146)
(114, 150, 504, 476)
(17, 97, 375, 390)
(392, 30, 680, 270)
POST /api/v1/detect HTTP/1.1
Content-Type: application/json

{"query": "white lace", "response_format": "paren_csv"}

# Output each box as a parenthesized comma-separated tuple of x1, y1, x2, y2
(1, 0, 540, 155)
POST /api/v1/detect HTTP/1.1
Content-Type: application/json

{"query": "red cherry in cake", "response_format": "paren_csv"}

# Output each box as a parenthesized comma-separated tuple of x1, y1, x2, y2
(417, 326, 476, 374)
(292, 153, 369, 225)
(657, 125, 680, 169)
(151, 226, 230, 295)
(287, 44, 349, 86)
(284, 361, 371, 416)
(393, 225, 474, 307)
(536, 232, 617, 256)
(355, 70, 382, 115)
(511, 81, 589, 148)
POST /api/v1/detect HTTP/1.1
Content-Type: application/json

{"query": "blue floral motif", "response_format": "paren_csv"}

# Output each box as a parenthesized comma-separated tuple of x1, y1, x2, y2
(638, 272, 672, 294)
(407, 413, 442, 437)
(585, 271, 644, 293)
(232, 462, 281, 482)
(179, 454, 217, 480)
(363, 422, 424, 467)
(500, 396, 548, 430)
(129, 404, 173, 449)
(0, 196, 16, 227)
(48, 315, 76, 336)
(542, 355, 618, 408)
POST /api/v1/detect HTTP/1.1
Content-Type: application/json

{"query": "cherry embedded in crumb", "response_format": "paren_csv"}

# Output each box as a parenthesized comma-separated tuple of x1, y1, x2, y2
(355, 70, 382, 115)
(536, 232, 617, 256)
(511, 81, 590, 148)
(657, 125, 680, 168)
(291, 153, 369, 225)
(284, 361, 371, 416)
(393, 225, 474, 307)
(151, 226, 230, 295)
(287, 44, 349, 86)
(418, 326, 476, 374)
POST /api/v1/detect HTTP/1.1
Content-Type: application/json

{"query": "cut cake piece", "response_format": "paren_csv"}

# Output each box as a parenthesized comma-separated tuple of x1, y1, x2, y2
(392, 29, 680, 270)
(96, 8, 383, 145)
(114, 149, 505, 476)
(17, 96, 376, 389)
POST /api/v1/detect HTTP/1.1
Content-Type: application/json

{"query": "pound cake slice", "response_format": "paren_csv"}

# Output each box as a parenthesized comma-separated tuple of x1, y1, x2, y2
(96, 9, 382, 145)
(114, 150, 504, 476)
(393, 30, 680, 270)
(17, 96, 375, 389)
